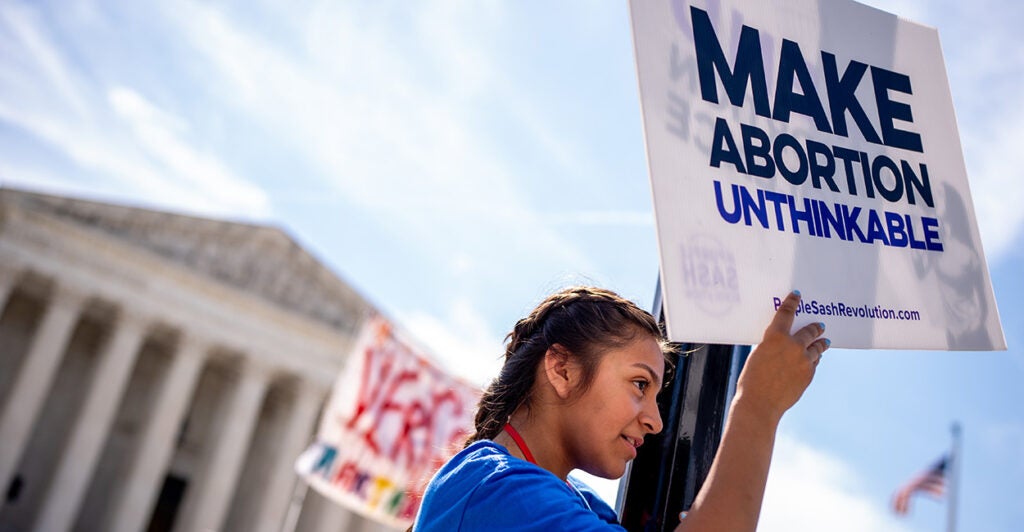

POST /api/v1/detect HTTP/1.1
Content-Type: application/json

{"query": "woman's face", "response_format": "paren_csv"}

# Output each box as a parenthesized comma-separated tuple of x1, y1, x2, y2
(560, 335, 665, 479)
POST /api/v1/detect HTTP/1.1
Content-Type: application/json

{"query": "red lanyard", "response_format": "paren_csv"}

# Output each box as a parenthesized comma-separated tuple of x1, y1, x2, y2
(503, 423, 538, 464)
(503, 424, 574, 489)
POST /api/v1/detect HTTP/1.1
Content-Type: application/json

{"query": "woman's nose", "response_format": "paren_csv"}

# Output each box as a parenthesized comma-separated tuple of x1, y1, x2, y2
(641, 399, 663, 435)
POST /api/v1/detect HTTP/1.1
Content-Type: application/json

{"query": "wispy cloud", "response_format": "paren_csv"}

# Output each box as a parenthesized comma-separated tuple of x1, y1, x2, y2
(760, 433, 913, 532)
(543, 210, 655, 227)
(0, 3, 92, 120)
(0, 1, 271, 219)
(963, 108, 1024, 261)
(938, 0, 1024, 262)
(982, 421, 1024, 477)
(106, 86, 270, 215)
(158, 0, 598, 270)
(397, 298, 504, 387)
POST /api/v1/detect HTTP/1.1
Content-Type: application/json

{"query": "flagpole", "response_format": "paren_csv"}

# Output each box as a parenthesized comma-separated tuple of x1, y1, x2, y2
(946, 422, 961, 532)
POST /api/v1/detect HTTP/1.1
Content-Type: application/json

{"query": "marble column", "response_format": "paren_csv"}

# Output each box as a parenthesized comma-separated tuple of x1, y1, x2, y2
(34, 311, 150, 532)
(106, 335, 208, 532)
(252, 384, 325, 532)
(0, 284, 86, 492)
(173, 363, 269, 532)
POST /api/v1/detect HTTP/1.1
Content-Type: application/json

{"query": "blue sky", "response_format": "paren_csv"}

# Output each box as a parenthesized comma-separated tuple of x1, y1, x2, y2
(1, 0, 1021, 530)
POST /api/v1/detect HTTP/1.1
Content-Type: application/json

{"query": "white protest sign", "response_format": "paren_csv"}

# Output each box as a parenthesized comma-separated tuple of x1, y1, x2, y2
(629, 0, 1005, 350)
(295, 317, 479, 528)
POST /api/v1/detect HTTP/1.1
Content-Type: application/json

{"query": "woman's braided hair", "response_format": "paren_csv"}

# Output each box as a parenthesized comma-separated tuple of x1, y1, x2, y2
(464, 286, 668, 447)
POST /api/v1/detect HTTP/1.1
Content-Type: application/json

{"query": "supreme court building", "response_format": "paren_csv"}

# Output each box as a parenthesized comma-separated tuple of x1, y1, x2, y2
(0, 188, 395, 532)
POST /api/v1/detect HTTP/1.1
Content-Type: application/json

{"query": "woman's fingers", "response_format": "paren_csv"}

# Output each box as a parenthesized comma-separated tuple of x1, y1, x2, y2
(807, 337, 830, 362)
(792, 321, 825, 348)
(771, 292, 832, 358)
(792, 317, 830, 368)
(767, 290, 801, 336)
(736, 290, 832, 418)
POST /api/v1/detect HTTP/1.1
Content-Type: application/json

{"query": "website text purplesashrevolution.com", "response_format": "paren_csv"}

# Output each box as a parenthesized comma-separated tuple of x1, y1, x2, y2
(773, 296, 922, 321)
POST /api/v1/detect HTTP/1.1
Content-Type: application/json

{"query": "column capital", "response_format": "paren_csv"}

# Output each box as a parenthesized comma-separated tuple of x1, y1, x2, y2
(174, 333, 211, 360)
(111, 307, 154, 334)
(292, 379, 329, 403)
(234, 357, 277, 384)
(49, 282, 92, 311)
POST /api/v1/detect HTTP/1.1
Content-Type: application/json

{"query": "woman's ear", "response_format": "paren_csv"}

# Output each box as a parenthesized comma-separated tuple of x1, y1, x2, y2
(543, 344, 580, 400)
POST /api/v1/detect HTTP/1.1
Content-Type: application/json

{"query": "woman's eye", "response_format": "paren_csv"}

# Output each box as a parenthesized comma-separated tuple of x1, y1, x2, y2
(633, 380, 650, 393)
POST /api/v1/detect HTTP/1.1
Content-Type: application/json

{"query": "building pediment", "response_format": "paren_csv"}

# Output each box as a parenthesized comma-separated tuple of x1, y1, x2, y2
(1, 188, 369, 334)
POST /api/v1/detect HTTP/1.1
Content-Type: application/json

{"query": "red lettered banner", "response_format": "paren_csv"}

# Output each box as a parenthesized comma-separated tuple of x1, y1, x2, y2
(296, 317, 479, 528)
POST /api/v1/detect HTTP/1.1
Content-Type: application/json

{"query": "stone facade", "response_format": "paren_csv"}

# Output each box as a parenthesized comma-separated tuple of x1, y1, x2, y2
(0, 188, 393, 532)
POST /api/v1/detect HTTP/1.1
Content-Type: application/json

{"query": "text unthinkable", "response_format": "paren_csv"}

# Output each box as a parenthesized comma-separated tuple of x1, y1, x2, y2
(689, 5, 943, 252)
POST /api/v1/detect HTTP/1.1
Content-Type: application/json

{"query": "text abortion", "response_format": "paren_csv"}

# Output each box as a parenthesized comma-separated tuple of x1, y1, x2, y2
(690, 6, 943, 252)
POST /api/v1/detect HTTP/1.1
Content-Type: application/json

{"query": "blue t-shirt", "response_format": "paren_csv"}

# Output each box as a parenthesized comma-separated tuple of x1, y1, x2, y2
(413, 440, 625, 531)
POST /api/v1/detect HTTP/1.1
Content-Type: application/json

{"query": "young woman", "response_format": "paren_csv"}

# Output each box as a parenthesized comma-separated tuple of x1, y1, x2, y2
(412, 286, 828, 531)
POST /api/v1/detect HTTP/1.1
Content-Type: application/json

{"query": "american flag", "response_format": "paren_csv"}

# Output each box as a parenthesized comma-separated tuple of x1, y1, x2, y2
(892, 455, 948, 515)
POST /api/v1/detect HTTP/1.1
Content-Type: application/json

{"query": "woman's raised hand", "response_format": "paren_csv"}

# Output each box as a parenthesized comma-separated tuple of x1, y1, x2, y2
(675, 291, 830, 532)
(734, 290, 830, 421)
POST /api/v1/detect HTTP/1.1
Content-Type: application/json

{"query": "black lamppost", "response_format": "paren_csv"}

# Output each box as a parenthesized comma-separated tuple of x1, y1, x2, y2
(616, 279, 749, 531)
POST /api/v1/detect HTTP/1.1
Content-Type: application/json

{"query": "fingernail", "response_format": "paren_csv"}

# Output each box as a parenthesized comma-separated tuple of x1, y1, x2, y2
(818, 322, 826, 331)
(824, 338, 832, 347)
(792, 289, 801, 296)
